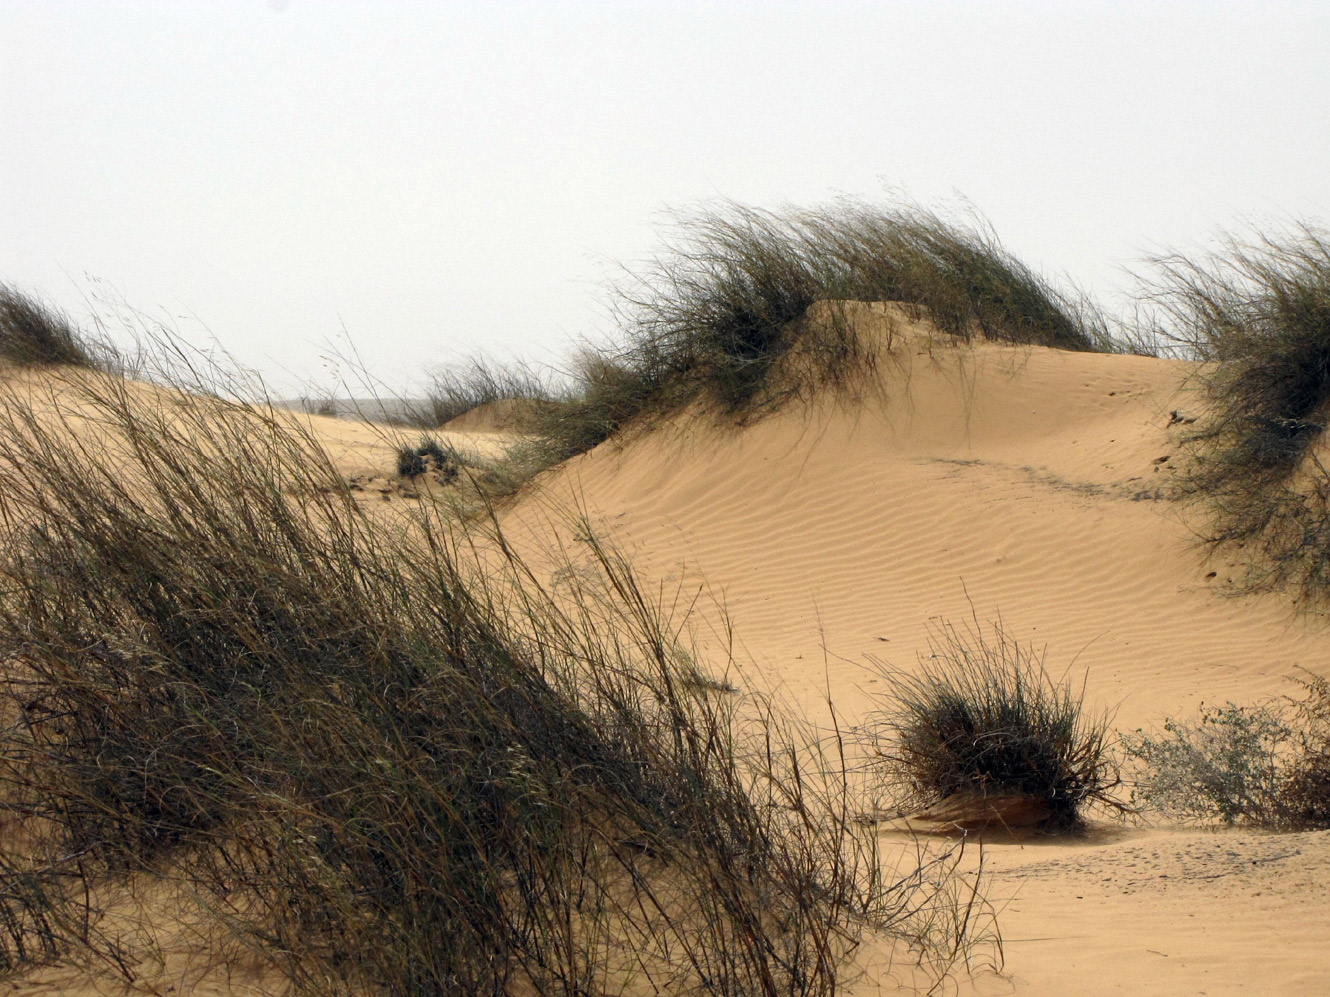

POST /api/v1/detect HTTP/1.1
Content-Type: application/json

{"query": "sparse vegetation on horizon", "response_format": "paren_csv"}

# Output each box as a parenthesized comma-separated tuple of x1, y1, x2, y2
(400, 353, 555, 429)
(1145, 225, 1330, 597)
(0, 283, 98, 368)
(0, 356, 983, 993)
(1125, 674, 1330, 829)
(869, 619, 1125, 831)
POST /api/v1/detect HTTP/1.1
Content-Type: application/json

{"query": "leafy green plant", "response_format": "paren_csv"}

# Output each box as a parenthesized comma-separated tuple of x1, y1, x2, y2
(1125, 674, 1330, 828)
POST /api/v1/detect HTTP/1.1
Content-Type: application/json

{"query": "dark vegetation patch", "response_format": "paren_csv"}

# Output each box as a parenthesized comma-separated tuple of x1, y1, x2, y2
(0, 359, 982, 992)
(0, 283, 98, 368)
(396, 434, 461, 481)
(1144, 225, 1330, 597)
(1124, 673, 1330, 829)
(869, 619, 1125, 832)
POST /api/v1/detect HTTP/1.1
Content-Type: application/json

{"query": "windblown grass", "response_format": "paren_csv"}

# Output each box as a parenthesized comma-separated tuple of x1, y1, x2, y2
(490, 198, 1117, 488)
(869, 619, 1125, 832)
(402, 353, 554, 429)
(0, 283, 98, 368)
(1144, 224, 1330, 596)
(0, 354, 983, 992)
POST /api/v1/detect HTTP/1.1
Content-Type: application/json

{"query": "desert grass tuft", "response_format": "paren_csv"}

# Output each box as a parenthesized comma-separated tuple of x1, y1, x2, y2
(0, 355, 983, 992)
(0, 283, 98, 368)
(402, 354, 554, 429)
(491, 198, 1116, 491)
(616, 200, 1113, 417)
(869, 619, 1124, 831)
(1144, 224, 1330, 596)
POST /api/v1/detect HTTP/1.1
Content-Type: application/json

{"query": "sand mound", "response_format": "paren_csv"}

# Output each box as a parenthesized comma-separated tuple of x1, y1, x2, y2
(441, 396, 546, 433)
(4, 305, 1328, 995)
(500, 301, 1330, 996)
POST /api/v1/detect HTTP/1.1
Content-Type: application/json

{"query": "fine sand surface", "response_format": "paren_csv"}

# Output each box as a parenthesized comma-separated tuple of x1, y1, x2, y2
(494, 303, 1330, 995)
(5, 302, 1329, 994)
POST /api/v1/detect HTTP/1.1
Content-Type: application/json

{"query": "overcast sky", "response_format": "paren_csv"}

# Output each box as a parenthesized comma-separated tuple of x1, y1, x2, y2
(4, 1, 1328, 394)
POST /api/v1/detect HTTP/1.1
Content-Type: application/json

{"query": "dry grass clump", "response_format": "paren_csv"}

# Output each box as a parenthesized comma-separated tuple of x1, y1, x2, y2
(0, 357, 980, 993)
(396, 434, 462, 480)
(798, 201, 1116, 354)
(500, 198, 1115, 483)
(1124, 674, 1330, 829)
(1145, 225, 1330, 596)
(0, 283, 98, 368)
(618, 200, 1113, 413)
(870, 620, 1124, 832)
(403, 353, 554, 429)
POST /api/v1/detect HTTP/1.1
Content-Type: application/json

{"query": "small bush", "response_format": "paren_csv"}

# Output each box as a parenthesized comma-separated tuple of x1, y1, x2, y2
(396, 435, 461, 480)
(1124, 674, 1330, 829)
(870, 619, 1123, 831)
(0, 283, 97, 367)
(1145, 225, 1330, 595)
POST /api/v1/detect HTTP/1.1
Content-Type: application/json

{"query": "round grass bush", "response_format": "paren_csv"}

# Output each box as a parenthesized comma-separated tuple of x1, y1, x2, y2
(871, 619, 1124, 831)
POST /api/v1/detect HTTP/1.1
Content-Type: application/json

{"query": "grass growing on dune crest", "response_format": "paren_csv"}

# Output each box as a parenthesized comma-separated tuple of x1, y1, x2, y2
(402, 353, 555, 430)
(869, 619, 1125, 832)
(0, 353, 987, 993)
(0, 283, 98, 368)
(498, 199, 1120, 482)
(1145, 225, 1330, 598)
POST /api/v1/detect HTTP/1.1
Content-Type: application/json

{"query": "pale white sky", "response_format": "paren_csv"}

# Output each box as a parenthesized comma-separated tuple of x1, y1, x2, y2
(3, 1, 1328, 394)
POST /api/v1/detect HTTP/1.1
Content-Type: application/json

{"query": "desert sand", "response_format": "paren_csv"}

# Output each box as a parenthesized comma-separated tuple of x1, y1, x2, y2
(6, 302, 1328, 995)
(489, 303, 1330, 996)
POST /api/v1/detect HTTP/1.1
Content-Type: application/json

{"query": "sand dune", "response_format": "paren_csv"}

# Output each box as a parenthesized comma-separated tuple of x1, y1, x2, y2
(3, 301, 1328, 995)
(499, 302, 1330, 995)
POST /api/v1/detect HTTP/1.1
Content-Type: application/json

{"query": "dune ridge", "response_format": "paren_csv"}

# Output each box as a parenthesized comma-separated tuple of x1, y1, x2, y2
(498, 302, 1330, 995)
(2, 300, 1327, 995)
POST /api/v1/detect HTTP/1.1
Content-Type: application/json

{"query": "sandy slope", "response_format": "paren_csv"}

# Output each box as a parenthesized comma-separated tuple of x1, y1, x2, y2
(4, 301, 1328, 995)
(504, 303, 1330, 995)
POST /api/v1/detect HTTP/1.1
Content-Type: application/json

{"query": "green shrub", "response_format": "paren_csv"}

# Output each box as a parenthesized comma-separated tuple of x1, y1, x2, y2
(0, 283, 97, 367)
(870, 619, 1123, 831)
(1124, 674, 1330, 828)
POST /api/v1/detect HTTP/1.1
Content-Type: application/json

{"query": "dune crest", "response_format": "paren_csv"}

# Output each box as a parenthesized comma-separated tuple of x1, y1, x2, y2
(500, 302, 1330, 996)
